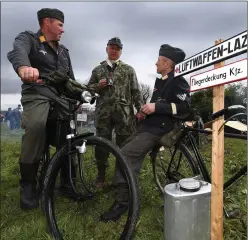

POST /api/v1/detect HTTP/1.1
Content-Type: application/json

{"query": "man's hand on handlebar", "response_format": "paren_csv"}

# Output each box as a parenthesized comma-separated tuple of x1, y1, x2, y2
(18, 66, 42, 83)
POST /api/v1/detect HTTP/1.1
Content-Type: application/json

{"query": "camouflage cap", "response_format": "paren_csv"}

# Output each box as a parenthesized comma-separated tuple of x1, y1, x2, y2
(107, 37, 123, 49)
(37, 8, 64, 23)
(159, 44, 185, 64)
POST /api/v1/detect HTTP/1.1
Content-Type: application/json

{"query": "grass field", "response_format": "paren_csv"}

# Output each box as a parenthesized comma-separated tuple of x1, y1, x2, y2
(0, 123, 247, 240)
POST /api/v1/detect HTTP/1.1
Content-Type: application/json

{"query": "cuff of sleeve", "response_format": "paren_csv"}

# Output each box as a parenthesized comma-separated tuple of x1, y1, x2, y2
(155, 102, 172, 115)
(136, 103, 143, 113)
(14, 63, 31, 73)
(171, 103, 177, 115)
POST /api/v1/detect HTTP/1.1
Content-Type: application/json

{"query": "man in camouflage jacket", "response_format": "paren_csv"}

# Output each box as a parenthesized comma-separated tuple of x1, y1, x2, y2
(87, 37, 143, 187)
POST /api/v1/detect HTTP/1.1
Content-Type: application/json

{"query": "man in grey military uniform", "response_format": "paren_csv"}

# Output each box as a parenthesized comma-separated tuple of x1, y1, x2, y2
(7, 8, 76, 210)
(100, 44, 191, 222)
(87, 37, 143, 188)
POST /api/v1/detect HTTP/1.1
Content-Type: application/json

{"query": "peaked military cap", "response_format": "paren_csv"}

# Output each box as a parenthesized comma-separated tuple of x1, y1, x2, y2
(159, 44, 186, 64)
(107, 37, 123, 49)
(37, 8, 64, 23)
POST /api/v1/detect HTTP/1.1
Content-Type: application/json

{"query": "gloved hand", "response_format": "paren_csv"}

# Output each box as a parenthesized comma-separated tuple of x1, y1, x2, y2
(136, 112, 146, 121)
(98, 79, 107, 89)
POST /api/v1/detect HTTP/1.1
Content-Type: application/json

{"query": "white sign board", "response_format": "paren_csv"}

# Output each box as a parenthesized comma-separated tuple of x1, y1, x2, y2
(190, 58, 247, 92)
(175, 30, 247, 77)
(77, 113, 87, 122)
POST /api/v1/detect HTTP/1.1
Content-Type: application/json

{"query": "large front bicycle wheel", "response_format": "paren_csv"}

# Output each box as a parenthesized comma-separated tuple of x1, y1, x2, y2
(152, 143, 200, 195)
(43, 135, 139, 240)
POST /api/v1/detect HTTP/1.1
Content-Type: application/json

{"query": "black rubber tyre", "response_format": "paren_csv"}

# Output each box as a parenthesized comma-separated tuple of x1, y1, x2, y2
(43, 135, 140, 240)
(152, 143, 200, 195)
(37, 146, 50, 197)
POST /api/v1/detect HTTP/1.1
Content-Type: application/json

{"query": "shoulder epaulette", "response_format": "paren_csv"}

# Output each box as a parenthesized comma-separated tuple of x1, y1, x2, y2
(25, 30, 36, 38)
(60, 44, 69, 51)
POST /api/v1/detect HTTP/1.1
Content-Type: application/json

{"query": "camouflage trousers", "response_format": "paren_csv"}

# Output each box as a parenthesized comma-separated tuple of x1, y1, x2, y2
(94, 103, 136, 169)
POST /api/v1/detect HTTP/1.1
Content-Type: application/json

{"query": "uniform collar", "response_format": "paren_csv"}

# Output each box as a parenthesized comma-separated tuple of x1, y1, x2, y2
(37, 29, 59, 47)
(161, 75, 168, 80)
(37, 30, 47, 43)
(101, 59, 121, 67)
(106, 58, 120, 68)
(161, 70, 174, 80)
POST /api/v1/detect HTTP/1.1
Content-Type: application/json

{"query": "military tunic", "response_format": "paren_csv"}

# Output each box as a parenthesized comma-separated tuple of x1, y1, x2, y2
(7, 29, 75, 164)
(138, 71, 191, 135)
(87, 60, 143, 168)
(113, 71, 191, 191)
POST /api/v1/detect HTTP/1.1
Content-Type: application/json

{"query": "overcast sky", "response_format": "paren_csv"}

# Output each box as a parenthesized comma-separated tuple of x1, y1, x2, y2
(1, 1, 247, 110)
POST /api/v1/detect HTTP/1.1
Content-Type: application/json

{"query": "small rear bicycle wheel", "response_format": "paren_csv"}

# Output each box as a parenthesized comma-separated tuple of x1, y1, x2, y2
(43, 135, 139, 240)
(152, 143, 200, 195)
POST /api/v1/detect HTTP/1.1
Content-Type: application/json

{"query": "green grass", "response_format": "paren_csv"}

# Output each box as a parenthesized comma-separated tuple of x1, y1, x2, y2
(0, 123, 247, 240)
(198, 135, 247, 240)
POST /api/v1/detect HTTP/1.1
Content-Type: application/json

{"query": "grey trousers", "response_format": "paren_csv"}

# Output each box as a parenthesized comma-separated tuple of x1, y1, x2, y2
(112, 132, 161, 185)
(20, 90, 70, 164)
(20, 94, 51, 164)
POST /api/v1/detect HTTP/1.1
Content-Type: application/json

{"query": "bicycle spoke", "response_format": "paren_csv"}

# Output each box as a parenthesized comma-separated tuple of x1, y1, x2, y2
(153, 143, 199, 195)
(43, 136, 139, 239)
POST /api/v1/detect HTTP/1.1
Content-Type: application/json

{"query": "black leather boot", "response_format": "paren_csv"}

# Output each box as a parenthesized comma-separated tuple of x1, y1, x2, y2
(100, 201, 128, 222)
(19, 163, 39, 210)
(100, 183, 129, 222)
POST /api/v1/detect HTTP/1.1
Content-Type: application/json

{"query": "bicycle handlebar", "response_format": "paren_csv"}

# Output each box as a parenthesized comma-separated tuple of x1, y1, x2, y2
(38, 73, 98, 106)
(211, 105, 246, 120)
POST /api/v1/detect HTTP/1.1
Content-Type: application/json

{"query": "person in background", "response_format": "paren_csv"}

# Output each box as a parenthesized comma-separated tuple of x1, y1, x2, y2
(13, 104, 22, 129)
(0, 114, 5, 123)
(5, 108, 15, 130)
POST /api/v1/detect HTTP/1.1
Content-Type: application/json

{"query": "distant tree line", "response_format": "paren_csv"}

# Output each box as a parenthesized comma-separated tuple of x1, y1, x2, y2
(191, 82, 247, 123)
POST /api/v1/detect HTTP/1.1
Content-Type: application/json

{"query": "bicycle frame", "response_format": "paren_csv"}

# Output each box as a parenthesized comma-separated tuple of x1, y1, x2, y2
(58, 100, 96, 197)
(43, 97, 95, 199)
(223, 165, 247, 190)
(179, 124, 247, 190)
(184, 129, 212, 183)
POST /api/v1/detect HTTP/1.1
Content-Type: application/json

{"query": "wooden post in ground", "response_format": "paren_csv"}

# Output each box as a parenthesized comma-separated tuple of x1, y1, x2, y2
(176, 30, 247, 239)
(211, 39, 225, 240)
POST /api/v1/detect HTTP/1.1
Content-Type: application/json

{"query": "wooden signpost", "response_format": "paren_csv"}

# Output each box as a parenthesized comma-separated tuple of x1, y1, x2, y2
(174, 30, 247, 78)
(211, 39, 225, 240)
(174, 30, 247, 240)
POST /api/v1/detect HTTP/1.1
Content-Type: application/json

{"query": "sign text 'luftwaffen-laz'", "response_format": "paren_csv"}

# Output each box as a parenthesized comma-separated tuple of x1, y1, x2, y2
(174, 31, 247, 77)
